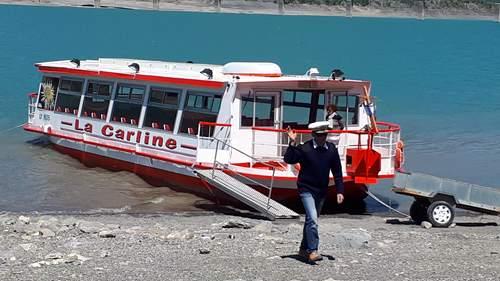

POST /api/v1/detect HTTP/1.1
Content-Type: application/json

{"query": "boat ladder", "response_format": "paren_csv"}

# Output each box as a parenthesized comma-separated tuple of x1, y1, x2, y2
(194, 169, 299, 220)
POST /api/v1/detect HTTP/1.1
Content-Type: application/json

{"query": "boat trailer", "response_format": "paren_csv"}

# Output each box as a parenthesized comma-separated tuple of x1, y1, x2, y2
(393, 171, 500, 227)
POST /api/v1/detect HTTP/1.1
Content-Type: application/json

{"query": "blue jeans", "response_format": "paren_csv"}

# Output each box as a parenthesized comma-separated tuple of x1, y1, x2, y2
(299, 191, 327, 253)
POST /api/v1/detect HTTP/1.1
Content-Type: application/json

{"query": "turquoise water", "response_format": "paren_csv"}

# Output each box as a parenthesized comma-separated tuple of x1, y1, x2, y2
(0, 5, 499, 212)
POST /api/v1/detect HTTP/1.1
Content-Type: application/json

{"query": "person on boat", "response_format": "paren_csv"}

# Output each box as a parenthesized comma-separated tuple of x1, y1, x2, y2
(326, 104, 344, 145)
(284, 121, 345, 263)
(326, 104, 344, 130)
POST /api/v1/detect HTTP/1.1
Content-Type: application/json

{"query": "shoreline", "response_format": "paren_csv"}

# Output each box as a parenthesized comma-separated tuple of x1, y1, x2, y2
(1, 212, 499, 280)
(0, 0, 499, 22)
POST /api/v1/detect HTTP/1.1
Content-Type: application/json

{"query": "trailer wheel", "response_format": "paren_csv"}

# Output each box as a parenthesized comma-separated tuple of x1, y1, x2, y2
(409, 200, 428, 224)
(427, 201, 455, 228)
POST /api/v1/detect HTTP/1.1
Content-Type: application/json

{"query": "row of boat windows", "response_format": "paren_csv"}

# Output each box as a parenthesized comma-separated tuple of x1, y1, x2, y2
(39, 77, 221, 135)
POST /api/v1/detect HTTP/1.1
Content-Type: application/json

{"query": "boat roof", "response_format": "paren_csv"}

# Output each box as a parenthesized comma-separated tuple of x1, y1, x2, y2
(35, 58, 371, 90)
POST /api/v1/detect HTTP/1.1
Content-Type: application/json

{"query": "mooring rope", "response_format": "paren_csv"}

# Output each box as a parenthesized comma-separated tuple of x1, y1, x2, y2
(0, 123, 26, 135)
(365, 190, 410, 218)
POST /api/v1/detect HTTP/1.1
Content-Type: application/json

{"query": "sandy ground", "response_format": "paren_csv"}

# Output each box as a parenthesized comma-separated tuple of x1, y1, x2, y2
(0, 212, 499, 281)
(0, 0, 499, 21)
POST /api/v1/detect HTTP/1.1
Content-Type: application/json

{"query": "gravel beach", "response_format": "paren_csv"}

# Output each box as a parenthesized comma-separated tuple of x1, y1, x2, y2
(0, 212, 499, 281)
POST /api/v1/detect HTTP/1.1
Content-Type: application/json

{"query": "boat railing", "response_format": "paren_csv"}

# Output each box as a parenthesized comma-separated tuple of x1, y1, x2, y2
(251, 122, 401, 172)
(27, 92, 38, 123)
(197, 121, 278, 210)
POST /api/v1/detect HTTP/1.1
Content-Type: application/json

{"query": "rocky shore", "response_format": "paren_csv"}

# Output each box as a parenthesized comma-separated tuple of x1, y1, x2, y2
(0, 212, 499, 280)
(0, 0, 499, 21)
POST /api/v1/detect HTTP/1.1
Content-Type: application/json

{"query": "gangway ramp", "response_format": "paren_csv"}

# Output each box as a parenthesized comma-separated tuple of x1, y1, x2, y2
(194, 169, 299, 220)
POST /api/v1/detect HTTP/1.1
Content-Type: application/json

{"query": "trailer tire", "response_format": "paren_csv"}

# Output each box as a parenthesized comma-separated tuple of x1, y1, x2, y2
(427, 201, 455, 228)
(410, 200, 428, 224)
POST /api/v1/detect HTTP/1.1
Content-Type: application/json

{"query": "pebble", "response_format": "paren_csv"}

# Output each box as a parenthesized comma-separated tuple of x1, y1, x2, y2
(78, 221, 106, 234)
(98, 230, 116, 238)
(265, 255, 281, 260)
(68, 253, 91, 262)
(166, 229, 194, 240)
(221, 220, 253, 229)
(19, 243, 34, 251)
(100, 251, 110, 258)
(18, 216, 30, 224)
(45, 252, 64, 260)
(29, 262, 42, 268)
(421, 221, 433, 229)
(40, 228, 56, 237)
(199, 248, 210, 254)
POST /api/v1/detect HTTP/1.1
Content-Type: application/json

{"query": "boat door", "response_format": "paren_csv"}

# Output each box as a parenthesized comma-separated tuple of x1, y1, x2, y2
(281, 90, 325, 145)
(239, 90, 281, 160)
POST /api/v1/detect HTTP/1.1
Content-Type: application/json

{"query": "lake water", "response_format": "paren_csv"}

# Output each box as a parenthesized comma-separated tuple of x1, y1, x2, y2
(0, 5, 499, 213)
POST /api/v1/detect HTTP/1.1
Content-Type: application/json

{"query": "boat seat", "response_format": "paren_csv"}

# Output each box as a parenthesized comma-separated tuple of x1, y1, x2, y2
(188, 127, 195, 135)
(91, 112, 97, 118)
(130, 119, 137, 125)
(56, 107, 62, 112)
(73, 109, 78, 115)
(83, 111, 88, 117)
(100, 114, 106, 120)
(152, 122, 160, 129)
(163, 124, 171, 131)
(120, 117, 127, 123)
(64, 108, 70, 113)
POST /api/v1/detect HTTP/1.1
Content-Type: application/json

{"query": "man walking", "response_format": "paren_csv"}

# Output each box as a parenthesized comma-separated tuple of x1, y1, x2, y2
(284, 121, 344, 263)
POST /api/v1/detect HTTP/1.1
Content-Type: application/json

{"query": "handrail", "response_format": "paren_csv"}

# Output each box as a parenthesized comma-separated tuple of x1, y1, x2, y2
(252, 120, 400, 134)
(211, 136, 277, 171)
(198, 121, 232, 127)
(210, 136, 277, 210)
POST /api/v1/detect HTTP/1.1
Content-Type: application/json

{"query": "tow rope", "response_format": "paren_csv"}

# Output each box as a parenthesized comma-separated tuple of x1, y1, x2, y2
(365, 190, 410, 218)
(0, 123, 25, 135)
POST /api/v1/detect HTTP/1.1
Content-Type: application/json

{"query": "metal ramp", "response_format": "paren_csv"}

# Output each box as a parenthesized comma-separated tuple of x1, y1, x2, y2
(194, 169, 299, 220)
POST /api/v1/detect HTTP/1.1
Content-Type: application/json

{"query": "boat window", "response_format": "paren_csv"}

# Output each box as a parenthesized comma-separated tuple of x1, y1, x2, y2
(331, 93, 359, 125)
(111, 84, 145, 126)
(59, 79, 83, 93)
(179, 91, 222, 135)
(38, 76, 60, 111)
(54, 78, 83, 115)
(82, 81, 113, 120)
(241, 96, 275, 127)
(282, 90, 325, 129)
(143, 87, 180, 131)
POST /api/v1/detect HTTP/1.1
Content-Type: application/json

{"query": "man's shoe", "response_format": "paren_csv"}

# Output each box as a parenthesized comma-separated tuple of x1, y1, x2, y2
(308, 251, 323, 262)
(298, 248, 308, 258)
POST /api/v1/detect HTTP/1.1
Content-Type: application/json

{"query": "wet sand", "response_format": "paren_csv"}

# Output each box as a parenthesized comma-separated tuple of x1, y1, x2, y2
(1, 212, 499, 280)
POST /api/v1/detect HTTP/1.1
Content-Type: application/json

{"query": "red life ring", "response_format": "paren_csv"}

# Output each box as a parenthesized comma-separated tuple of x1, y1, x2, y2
(395, 140, 405, 169)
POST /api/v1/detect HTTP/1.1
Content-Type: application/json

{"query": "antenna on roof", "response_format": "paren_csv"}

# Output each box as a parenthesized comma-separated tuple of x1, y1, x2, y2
(128, 63, 140, 73)
(200, 68, 213, 80)
(70, 58, 80, 68)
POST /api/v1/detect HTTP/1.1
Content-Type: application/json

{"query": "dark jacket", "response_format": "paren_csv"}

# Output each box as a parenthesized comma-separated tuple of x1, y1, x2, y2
(284, 140, 344, 195)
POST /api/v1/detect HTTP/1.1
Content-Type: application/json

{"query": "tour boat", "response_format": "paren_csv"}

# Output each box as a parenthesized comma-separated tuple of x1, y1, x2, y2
(24, 58, 402, 208)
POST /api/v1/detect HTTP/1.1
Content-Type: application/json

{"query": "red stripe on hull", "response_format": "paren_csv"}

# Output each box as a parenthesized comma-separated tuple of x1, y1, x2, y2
(51, 143, 368, 207)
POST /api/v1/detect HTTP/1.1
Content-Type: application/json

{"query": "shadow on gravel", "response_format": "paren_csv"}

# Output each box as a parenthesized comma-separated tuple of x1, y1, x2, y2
(385, 219, 414, 225)
(455, 222, 498, 227)
(281, 253, 336, 265)
(385, 219, 499, 227)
